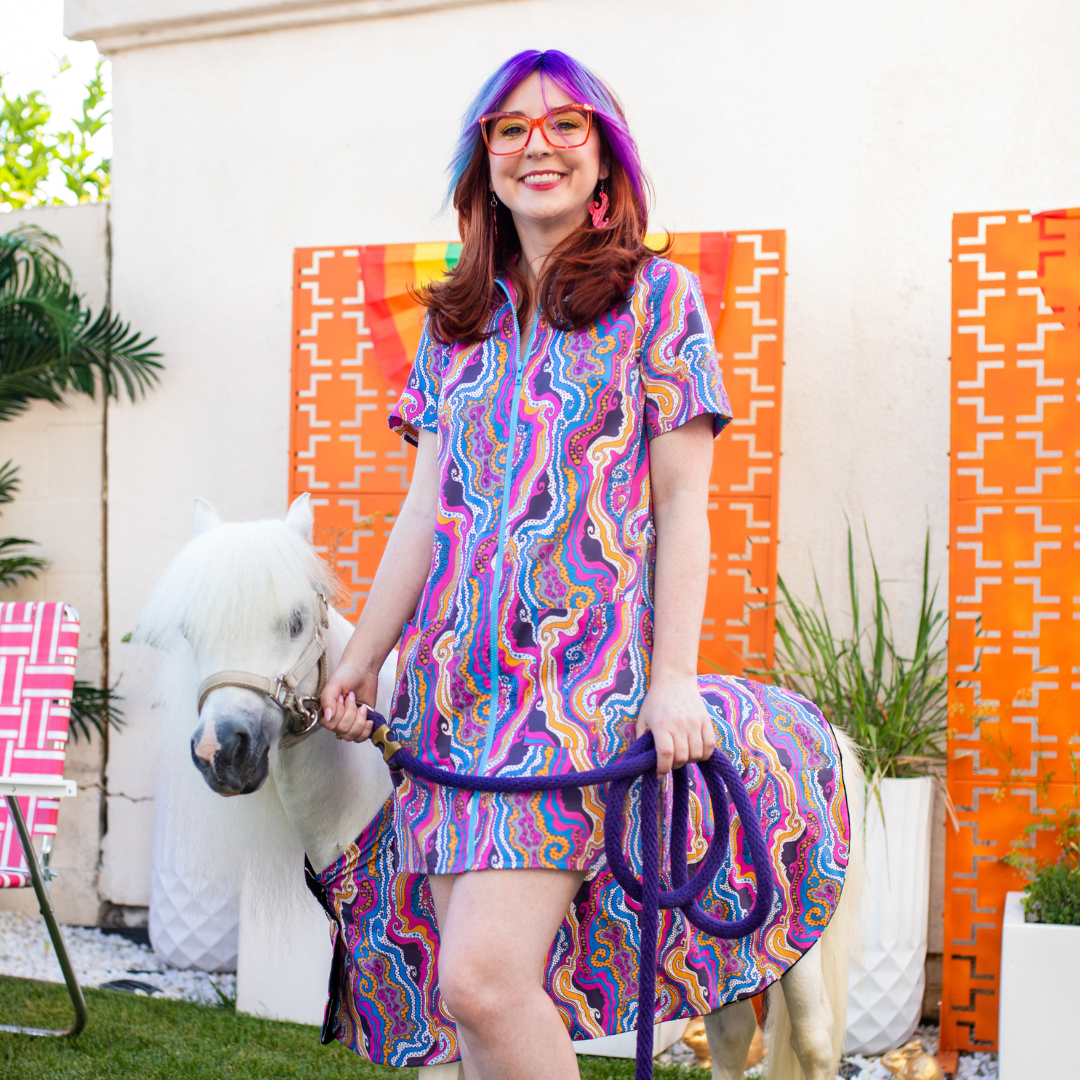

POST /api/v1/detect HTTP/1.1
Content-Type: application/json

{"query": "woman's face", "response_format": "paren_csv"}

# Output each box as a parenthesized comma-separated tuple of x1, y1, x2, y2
(487, 72, 608, 237)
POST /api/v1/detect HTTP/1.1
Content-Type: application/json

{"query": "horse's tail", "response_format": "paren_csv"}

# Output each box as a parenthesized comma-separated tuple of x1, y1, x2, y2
(763, 725, 865, 1080)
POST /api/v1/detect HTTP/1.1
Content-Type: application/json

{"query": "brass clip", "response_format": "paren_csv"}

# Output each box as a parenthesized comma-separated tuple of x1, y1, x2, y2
(369, 724, 403, 765)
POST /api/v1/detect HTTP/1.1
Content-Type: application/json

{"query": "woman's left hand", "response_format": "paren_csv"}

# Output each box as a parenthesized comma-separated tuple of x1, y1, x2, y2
(636, 674, 716, 775)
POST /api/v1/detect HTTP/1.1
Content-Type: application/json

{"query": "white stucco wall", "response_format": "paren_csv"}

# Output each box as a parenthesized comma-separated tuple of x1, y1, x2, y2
(0, 202, 109, 924)
(65, 0, 1080, 907)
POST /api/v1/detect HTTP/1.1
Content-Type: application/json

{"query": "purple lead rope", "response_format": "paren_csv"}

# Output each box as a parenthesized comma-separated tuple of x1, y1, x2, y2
(367, 715, 775, 1080)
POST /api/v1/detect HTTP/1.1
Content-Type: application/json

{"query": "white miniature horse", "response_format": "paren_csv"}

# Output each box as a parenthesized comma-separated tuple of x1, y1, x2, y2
(138, 495, 863, 1080)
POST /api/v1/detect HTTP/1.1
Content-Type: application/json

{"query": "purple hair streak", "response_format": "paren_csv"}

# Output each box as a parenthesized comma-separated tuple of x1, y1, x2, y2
(447, 50, 649, 214)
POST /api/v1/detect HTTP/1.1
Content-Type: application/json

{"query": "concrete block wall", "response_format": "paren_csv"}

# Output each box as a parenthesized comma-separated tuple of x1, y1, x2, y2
(0, 202, 109, 925)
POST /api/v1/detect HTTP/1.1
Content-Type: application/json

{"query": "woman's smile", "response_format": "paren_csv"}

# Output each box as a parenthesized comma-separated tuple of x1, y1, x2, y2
(487, 71, 605, 243)
(519, 170, 567, 190)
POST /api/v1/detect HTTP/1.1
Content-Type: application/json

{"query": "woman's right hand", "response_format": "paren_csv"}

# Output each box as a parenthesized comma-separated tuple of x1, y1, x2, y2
(319, 660, 380, 742)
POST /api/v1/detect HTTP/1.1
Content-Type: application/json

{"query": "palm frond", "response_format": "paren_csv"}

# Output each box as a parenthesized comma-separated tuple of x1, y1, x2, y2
(0, 459, 18, 505)
(0, 535, 48, 586)
(69, 680, 125, 743)
(0, 227, 161, 420)
(68, 303, 163, 401)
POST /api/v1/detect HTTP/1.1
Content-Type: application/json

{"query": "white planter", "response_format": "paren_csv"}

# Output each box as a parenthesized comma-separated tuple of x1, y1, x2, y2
(149, 844, 239, 972)
(845, 776, 934, 1055)
(999, 891, 1080, 1079)
(149, 748, 240, 973)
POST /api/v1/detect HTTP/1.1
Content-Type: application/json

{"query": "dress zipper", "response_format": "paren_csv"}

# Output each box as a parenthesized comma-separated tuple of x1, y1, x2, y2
(482, 295, 538, 775)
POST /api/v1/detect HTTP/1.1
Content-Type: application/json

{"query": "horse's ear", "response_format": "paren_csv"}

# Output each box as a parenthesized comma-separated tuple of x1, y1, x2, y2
(193, 498, 223, 536)
(285, 493, 314, 542)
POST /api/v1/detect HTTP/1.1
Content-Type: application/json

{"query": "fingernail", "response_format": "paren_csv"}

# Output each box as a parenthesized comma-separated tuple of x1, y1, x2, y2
(324, 707, 333, 721)
(348, 691, 355, 703)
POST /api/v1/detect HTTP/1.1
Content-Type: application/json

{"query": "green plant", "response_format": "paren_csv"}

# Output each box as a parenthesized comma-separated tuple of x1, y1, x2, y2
(69, 681, 125, 744)
(52, 60, 110, 203)
(1022, 861, 1080, 925)
(757, 525, 948, 785)
(0, 458, 46, 587)
(0, 59, 110, 210)
(998, 732, 1080, 925)
(0, 225, 161, 740)
(0, 226, 160, 418)
(0, 80, 52, 211)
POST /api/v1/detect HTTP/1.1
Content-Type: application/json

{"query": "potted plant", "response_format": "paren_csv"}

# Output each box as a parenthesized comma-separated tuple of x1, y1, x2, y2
(757, 526, 948, 1054)
(997, 742, 1080, 1078)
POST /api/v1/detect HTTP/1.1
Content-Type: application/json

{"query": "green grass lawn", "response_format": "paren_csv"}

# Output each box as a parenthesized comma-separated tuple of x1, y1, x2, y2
(0, 976, 697, 1080)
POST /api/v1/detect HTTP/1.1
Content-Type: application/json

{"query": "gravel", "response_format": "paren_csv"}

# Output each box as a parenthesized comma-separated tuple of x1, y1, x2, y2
(0, 911, 235, 1006)
(655, 1019, 998, 1079)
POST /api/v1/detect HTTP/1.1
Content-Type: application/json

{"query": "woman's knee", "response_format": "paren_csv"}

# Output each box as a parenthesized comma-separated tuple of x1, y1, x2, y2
(437, 945, 527, 1030)
(438, 950, 505, 1023)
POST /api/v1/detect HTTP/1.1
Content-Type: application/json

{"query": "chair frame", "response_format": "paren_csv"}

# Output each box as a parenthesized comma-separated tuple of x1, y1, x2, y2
(0, 599, 89, 1040)
(0, 781, 87, 1037)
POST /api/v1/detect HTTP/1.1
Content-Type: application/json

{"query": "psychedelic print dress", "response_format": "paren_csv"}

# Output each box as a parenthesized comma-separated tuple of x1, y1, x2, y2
(387, 256, 732, 875)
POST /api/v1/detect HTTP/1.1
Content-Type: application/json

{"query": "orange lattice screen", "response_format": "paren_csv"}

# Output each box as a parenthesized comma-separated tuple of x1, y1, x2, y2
(944, 208, 1080, 1051)
(289, 233, 785, 671)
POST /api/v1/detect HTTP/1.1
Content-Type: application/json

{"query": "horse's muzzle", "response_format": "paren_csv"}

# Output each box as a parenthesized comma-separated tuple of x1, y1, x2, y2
(191, 719, 270, 795)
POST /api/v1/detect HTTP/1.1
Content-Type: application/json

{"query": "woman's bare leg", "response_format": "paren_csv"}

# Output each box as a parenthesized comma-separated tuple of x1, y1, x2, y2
(429, 868, 586, 1080)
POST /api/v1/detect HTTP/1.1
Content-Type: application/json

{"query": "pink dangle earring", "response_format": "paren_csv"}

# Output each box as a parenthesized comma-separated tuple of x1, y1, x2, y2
(589, 179, 610, 229)
(491, 191, 499, 242)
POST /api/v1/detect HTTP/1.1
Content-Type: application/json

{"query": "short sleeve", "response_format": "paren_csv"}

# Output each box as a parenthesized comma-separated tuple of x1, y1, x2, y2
(640, 260, 732, 440)
(388, 315, 444, 447)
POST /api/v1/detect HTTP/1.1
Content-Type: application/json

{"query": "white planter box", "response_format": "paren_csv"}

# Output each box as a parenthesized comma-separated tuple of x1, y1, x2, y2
(149, 766, 239, 973)
(845, 776, 934, 1055)
(998, 891, 1080, 1079)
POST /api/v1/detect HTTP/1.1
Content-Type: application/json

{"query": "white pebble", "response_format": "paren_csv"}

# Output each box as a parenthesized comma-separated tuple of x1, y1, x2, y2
(0, 911, 235, 1007)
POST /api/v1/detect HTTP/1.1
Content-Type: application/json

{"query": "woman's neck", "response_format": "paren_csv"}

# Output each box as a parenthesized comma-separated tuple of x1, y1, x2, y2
(514, 211, 582, 291)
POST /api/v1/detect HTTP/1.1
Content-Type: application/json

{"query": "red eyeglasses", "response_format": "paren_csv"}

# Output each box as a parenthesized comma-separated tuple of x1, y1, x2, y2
(478, 104, 596, 155)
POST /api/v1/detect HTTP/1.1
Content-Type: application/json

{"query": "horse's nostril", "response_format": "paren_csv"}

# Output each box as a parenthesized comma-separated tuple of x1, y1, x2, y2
(221, 727, 250, 768)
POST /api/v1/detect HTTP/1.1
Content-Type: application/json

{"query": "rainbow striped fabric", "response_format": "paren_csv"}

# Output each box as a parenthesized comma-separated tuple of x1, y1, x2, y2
(359, 243, 462, 393)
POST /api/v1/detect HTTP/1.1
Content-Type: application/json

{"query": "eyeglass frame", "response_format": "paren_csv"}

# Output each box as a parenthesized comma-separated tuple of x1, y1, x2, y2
(477, 103, 597, 156)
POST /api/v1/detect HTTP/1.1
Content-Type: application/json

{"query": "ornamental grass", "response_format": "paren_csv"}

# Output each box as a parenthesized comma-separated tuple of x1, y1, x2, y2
(756, 525, 948, 788)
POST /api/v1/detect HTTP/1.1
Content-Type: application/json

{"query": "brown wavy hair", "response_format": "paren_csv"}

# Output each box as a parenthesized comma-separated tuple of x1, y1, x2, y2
(417, 96, 664, 345)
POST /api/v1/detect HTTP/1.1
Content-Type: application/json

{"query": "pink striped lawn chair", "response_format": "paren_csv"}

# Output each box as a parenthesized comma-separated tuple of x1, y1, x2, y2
(0, 601, 87, 1036)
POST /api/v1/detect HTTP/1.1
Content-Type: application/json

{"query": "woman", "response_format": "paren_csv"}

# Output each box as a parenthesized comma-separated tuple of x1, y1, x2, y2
(320, 49, 731, 1079)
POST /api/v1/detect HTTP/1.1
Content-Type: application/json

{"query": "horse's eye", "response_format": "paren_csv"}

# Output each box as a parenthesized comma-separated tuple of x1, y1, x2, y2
(287, 610, 305, 638)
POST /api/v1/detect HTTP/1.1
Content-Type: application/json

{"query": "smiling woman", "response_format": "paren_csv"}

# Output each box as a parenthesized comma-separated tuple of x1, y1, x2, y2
(319, 49, 732, 1080)
(415, 49, 658, 344)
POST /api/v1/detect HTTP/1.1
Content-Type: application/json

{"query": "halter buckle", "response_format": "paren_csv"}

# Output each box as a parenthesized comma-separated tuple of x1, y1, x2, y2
(272, 676, 291, 707)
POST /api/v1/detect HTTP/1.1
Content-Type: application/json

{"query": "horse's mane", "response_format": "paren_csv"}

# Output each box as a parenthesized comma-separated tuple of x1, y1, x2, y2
(133, 518, 338, 916)
(137, 518, 333, 655)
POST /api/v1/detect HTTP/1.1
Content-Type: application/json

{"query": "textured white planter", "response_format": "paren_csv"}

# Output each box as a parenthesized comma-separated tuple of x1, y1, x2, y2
(998, 891, 1080, 1079)
(149, 789, 240, 973)
(845, 776, 934, 1055)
